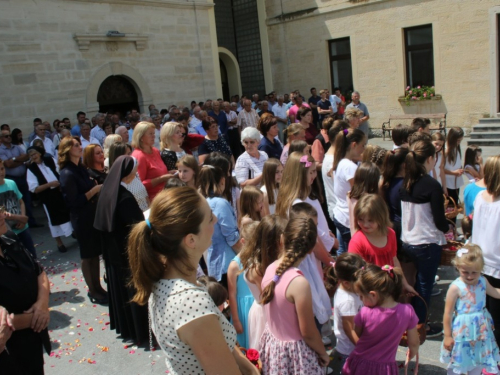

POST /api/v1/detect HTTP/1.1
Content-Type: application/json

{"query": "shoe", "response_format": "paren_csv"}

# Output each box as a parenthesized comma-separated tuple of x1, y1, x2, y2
(87, 292, 108, 305)
(435, 275, 440, 282)
(431, 288, 442, 296)
(57, 245, 67, 253)
(426, 323, 443, 338)
(322, 336, 332, 345)
(30, 223, 44, 228)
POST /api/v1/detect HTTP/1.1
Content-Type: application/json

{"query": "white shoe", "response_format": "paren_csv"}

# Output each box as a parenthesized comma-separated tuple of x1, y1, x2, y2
(322, 336, 332, 345)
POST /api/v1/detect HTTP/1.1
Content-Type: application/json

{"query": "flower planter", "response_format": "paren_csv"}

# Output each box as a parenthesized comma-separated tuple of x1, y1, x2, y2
(398, 95, 442, 104)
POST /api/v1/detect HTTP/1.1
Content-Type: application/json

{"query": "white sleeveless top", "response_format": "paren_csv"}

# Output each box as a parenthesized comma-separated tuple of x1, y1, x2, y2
(445, 151, 465, 189)
(432, 152, 442, 185)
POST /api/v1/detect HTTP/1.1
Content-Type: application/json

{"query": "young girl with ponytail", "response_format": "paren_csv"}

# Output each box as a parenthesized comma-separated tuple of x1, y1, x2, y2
(259, 216, 330, 374)
(332, 128, 366, 254)
(400, 139, 450, 337)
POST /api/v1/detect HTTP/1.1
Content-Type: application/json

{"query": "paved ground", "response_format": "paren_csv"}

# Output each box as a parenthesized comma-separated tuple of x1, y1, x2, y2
(35, 137, 498, 374)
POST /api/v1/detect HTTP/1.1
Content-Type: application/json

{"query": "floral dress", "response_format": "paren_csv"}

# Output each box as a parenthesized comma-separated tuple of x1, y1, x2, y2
(440, 276, 500, 374)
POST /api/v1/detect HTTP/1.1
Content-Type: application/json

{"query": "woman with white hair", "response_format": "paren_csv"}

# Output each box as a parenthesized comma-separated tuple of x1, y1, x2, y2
(234, 127, 268, 187)
(159, 122, 186, 170)
(103, 134, 123, 168)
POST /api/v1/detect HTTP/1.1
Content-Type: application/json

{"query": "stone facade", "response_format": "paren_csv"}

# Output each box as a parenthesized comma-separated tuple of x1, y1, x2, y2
(264, 0, 500, 130)
(1, 0, 220, 132)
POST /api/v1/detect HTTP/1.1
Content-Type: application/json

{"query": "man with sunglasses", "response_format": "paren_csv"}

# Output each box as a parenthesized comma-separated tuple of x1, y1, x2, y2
(0, 130, 42, 228)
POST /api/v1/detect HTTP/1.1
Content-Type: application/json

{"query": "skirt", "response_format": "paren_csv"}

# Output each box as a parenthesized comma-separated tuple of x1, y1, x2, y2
(259, 327, 323, 375)
(248, 301, 266, 351)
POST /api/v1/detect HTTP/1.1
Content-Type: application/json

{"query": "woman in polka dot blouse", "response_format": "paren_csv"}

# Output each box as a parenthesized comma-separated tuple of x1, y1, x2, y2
(127, 187, 259, 375)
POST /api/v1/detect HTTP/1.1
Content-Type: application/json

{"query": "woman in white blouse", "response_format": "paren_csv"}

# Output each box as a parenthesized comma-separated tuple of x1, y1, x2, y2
(127, 187, 259, 375)
(234, 127, 268, 187)
(26, 146, 73, 252)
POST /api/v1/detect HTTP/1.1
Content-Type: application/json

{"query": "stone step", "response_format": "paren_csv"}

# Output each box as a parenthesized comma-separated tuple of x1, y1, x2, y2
(467, 138, 500, 146)
(470, 131, 500, 139)
(471, 124, 500, 132)
(478, 118, 500, 125)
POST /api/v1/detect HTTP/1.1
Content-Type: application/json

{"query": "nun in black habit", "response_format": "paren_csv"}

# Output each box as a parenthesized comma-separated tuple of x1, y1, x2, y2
(94, 155, 148, 345)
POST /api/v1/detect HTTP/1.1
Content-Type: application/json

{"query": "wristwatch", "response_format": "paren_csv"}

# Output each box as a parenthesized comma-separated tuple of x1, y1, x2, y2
(12, 157, 16, 162)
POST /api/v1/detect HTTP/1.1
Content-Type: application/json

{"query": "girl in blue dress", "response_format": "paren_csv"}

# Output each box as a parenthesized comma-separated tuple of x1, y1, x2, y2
(441, 244, 500, 374)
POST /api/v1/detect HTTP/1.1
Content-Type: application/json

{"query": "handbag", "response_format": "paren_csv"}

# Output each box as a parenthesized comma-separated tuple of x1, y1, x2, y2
(400, 294, 427, 347)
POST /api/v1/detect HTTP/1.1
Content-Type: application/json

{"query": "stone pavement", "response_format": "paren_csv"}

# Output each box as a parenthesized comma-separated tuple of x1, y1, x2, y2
(34, 137, 497, 374)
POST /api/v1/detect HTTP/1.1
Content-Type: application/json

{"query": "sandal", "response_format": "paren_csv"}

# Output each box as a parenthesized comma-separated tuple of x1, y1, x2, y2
(88, 292, 109, 305)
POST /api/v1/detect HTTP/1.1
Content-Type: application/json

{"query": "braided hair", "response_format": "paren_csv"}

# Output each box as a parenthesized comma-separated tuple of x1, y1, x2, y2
(260, 216, 317, 305)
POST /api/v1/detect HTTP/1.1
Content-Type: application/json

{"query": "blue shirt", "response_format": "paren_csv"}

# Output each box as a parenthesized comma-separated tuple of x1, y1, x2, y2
(0, 144, 26, 177)
(90, 126, 106, 145)
(206, 197, 239, 281)
(463, 182, 486, 216)
(317, 99, 332, 121)
(258, 136, 282, 160)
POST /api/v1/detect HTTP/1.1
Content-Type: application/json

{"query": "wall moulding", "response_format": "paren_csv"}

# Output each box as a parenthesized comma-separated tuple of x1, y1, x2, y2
(68, 0, 213, 10)
(74, 34, 149, 51)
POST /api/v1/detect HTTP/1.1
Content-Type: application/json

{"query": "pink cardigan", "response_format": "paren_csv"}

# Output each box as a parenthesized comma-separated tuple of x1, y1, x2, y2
(132, 148, 168, 201)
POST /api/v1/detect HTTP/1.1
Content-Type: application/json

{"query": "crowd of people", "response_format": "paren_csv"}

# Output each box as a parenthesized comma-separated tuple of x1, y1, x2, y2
(0, 88, 499, 375)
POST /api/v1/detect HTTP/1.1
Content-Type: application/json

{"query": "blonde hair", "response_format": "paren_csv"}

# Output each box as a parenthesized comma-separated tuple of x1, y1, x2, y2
(275, 152, 314, 217)
(452, 243, 485, 271)
(285, 123, 304, 140)
(160, 122, 182, 150)
(239, 186, 264, 227)
(58, 136, 81, 170)
(484, 154, 500, 197)
(344, 107, 364, 123)
(353, 194, 391, 236)
(131, 121, 155, 150)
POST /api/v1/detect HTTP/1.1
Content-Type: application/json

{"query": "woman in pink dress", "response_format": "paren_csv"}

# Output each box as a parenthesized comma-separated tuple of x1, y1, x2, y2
(260, 216, 329, 374)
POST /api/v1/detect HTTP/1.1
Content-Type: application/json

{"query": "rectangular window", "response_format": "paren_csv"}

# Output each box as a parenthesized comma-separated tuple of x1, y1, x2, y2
(329, 37, 354, 94)
(404, 24, 434, 88)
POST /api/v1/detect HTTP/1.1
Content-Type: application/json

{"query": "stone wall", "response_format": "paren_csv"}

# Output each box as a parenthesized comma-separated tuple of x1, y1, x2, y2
(265, 0, 500, 130)
(0, 0, 218, 132)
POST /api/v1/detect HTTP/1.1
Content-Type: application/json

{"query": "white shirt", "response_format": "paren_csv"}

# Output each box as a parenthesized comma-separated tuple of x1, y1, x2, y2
(333, 158, 358, 228)
(322, 153, 336, 220)
(261, 185, 277, 215)
(31, 136, 56, 157)
(444, 151, 465, 189)
(234, 151, 268, 185)
(472, 192, 500, 279)
(272, 103, 287, 121)
(236, 109, 259, 130)
(224, 110, 238, 129)
(26, 162, 58, 192)
(329, 95, 342, 113)
(333, 288, 363, 355)
(81, 136, 100, 150)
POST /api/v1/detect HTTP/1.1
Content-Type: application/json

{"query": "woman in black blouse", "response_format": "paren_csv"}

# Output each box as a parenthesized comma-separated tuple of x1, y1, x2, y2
(197, 117, 234, 165)
(59, 137, 107, 304)
(0, 206, 51, 374)
(83, 143, 107, 184)
(159, 122, 186, 171)
(94, 155, 148, 345)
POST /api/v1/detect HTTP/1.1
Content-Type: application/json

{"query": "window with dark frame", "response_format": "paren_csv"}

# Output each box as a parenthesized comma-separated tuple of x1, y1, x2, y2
(328, 37, 354, 96)
(404, 24, 434, 88)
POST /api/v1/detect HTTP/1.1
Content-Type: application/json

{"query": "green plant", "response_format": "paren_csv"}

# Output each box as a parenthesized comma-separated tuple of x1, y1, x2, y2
(403, 86, 436, 106)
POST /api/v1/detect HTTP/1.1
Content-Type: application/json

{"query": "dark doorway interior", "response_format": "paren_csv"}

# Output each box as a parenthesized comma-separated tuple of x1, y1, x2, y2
(97, 75, 139, 114)
(220, 59, 230, 101)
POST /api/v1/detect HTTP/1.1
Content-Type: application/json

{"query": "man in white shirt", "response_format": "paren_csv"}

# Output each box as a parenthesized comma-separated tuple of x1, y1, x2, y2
(272, 95, 288, 143)
(80, 123, 100, 149)
(31, 124, 56, 157)
(90, 113, 106, 145)
(189, 106, 202, 134)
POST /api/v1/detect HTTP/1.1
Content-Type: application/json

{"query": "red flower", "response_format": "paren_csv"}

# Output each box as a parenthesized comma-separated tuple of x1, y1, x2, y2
(246, 349, 260, 363)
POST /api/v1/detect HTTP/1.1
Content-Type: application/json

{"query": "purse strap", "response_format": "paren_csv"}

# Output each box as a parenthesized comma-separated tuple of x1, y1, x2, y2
(413, 294, 429, 324)
(405, 350, 419, 375)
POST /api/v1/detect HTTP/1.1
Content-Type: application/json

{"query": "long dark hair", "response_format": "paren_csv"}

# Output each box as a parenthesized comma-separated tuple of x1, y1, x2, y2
(332, 128, 366, 171)
(381, 148, 409, 192)
(403, 140, 435, 192)
(446, 127, 464, 164)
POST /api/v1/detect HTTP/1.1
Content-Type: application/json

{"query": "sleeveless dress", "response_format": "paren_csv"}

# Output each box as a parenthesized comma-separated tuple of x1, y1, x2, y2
(440, 276, 500, 374)
(231, 256, 253, 348)
(244, 270, 266, 351)
(260, 261, 323, 375)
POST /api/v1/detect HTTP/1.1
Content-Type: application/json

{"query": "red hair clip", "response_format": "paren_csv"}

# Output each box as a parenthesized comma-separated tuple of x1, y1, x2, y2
(382, 265, 394, 278)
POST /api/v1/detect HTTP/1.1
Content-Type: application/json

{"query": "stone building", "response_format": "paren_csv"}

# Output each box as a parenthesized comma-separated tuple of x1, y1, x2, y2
(2, 0, 500, 134)
(1, 0, 272, 133)
(265, 0, 500, 131)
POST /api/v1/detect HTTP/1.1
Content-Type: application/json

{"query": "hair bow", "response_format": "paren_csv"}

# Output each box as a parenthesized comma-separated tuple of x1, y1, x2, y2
(300, 155, 312, 168)
(343, 129, 349, 136)
(457, 248, 469, 258)
(468, 214, 473, 221)
(382, 265, 394, 278)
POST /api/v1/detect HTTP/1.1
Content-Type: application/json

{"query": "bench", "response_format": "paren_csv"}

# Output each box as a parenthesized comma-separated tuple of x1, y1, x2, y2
(381, 113, 447, 140)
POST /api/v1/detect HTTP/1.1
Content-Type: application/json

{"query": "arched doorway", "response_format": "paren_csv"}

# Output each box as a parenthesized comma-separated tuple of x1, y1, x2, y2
(219, 59, 230, 101)
(97, 76, 139, 114)
(218, 47, 242, 99)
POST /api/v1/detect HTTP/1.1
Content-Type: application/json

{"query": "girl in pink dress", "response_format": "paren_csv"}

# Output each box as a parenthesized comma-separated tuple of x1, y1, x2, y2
(343, 264, 420, 375)
(260, 216, 330, 374)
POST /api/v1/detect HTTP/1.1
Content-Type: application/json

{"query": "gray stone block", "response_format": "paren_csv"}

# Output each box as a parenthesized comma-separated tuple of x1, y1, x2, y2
(13, 73, 37, 85)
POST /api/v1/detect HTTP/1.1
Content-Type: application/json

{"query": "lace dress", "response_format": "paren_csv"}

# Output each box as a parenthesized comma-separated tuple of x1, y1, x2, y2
(440, 276, 500, 374)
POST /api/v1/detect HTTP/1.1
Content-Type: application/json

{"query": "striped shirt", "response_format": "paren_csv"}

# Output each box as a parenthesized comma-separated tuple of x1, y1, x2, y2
(236, 109, 259, 130)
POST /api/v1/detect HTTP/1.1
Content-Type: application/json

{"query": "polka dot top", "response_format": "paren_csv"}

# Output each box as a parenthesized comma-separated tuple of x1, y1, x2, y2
(149, 279, 236, 374)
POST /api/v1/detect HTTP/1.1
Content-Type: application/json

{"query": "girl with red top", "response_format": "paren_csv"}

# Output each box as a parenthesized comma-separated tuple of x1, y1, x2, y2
(131, 122, 175, 201)
(348, 194, 417, 295)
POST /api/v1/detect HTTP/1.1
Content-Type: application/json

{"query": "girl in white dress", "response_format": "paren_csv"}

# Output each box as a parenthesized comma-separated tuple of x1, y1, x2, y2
(444, 127, 465, 206)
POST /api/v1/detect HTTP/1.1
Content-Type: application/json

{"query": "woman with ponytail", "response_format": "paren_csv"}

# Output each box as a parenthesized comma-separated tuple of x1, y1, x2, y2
(127, 187, 258, 375)
(259, 216, 330, 374)
(400, 140, 450, 337)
